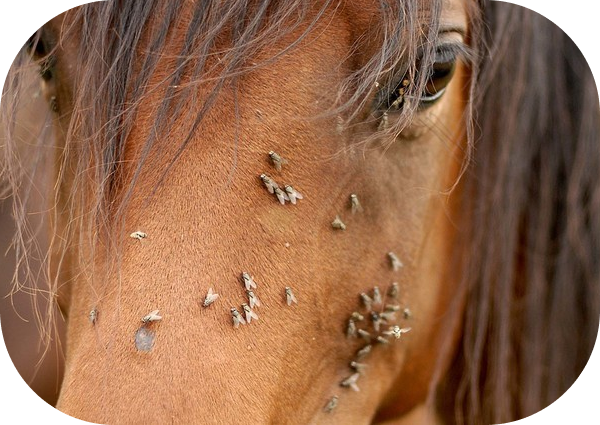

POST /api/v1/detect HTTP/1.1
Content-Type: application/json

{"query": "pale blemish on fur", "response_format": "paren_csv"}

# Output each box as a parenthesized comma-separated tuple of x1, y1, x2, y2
(135, 326, 155, 352)
(135, 310, 162, 350)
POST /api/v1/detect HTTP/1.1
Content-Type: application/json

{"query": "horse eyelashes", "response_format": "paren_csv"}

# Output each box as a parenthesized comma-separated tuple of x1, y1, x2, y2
(375, 43, 464, 117)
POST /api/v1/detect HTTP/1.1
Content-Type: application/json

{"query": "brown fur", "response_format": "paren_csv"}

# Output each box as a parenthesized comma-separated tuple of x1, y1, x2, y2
(1, 0, 598, 424)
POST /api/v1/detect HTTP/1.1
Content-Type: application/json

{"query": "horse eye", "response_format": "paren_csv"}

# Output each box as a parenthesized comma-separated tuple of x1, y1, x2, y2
(26, 30, 55, 81)
(420, 47, 457, 105)
(384, 45, 458, 110)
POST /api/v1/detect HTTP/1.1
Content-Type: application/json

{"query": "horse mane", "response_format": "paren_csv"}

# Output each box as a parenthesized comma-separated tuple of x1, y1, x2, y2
(3, 0, 597, 423)
(439, 2, 600, 423)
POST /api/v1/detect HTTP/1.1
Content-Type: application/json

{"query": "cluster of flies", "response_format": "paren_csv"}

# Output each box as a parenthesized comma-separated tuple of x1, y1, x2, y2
(260, 151, 303, 205)
(377, 78, 410, 132)
(220, 272, 297, 328)
(324, 251, 412, 414)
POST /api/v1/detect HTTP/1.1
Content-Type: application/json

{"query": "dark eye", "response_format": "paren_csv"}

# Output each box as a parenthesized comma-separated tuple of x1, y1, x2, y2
(383, 44, 459, 110)
(420, 46, 457, 105)
(26, 29, 55, 81)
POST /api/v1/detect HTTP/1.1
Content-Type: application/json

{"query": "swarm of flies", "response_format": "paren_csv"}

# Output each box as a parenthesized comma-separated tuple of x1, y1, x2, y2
(335, 280, 412, 409)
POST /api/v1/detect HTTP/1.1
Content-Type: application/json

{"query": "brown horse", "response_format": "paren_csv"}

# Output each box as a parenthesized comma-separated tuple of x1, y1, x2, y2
(1, 0, 599, 423)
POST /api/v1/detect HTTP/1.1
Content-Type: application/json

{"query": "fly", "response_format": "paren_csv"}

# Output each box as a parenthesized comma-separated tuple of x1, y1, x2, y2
(331, 215, 346, 230)
(89, 308, 98, 325)
(376, 336, 389, 345)
(141, 309, 162, 324)
(260, 173, 279, 194)
(274, 186, 290, 205)
(340, 373, 360, 392)
(246, 290, 261, 308)
(242, 272, 258, 290)
(130, 231, 147, 241)
(388, 252, 404, 271)
(372, 286, 382, 306)
(285, 287, 298, 306)
(351, 312, 365, 322)
(355, 344, 372, 360)
(383, 325, 412, 339)
(284, 185, 303, 205)
(324, 395, 339, 413)
(388, 282, 399, 299)
(350, 194, 363, 214)
(231, 307, 247, 328)
(360, 293, 373, 311)
(242, 303, 259, 324)
(357, 329, 371, 341)
(370, 311, 382, 332)
(268, 151, 287, 171)
(347, 319, 357, 338)
(202, 287, 219, 307)
(350, 361, 367, 375)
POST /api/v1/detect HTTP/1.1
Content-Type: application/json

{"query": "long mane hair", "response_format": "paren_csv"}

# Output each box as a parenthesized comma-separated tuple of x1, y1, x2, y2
(1, 1, 598, 424)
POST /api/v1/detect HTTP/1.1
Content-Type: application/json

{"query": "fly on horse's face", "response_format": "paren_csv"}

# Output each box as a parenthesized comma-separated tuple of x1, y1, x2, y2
(42, 0, 470, 423)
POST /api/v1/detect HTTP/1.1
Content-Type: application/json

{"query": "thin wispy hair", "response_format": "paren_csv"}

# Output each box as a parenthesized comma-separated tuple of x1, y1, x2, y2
(1, 1, 598, 424)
